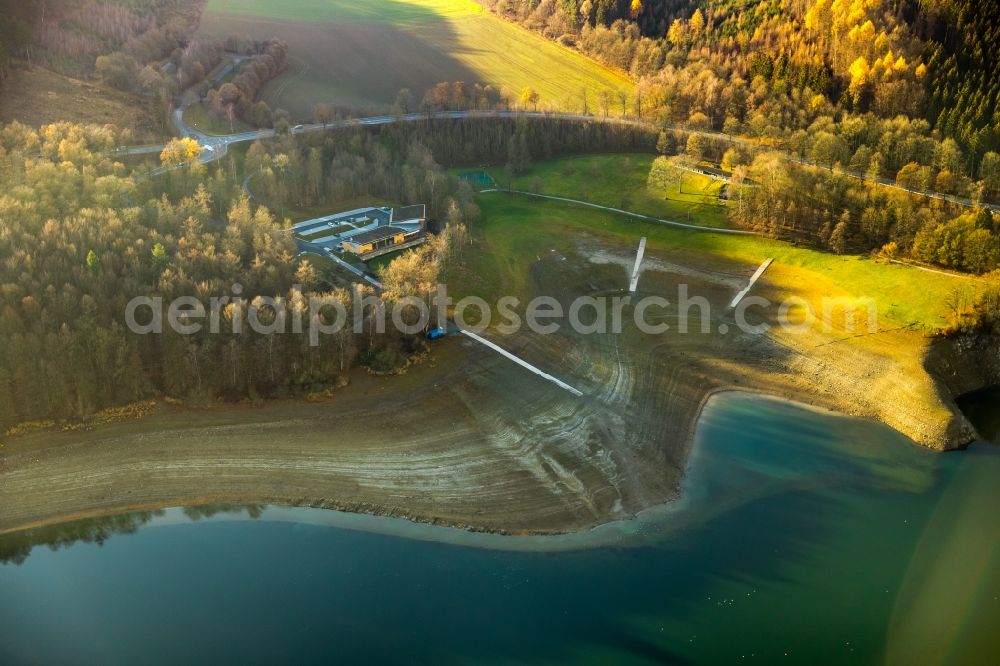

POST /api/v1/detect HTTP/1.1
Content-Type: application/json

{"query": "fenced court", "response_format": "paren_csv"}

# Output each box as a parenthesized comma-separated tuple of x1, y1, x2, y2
(459, 171, 497, 190)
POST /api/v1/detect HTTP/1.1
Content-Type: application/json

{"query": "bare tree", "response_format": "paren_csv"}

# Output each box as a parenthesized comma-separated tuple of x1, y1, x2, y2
(599, 89, 612, 117)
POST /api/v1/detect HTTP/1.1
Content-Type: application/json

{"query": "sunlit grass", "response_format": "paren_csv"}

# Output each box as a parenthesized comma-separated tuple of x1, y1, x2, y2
(205, 0, 484, 23)
(182, 102, 252, 136)
(483, 153, 729, 228)
(458, 182, 983, 330)
(201, 0, 633, 116)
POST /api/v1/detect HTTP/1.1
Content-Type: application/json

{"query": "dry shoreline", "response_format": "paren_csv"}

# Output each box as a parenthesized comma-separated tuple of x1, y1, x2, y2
(0, 387, 919, 547)
(1, 241, 994, 538)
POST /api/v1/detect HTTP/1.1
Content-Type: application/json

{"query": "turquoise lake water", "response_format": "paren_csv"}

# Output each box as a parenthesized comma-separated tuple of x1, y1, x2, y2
(1, 393, 998, 665)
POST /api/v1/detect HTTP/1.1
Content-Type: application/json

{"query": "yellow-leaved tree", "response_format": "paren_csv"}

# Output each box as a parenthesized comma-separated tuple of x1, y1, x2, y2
(690, 9, 705, 36)
(519, 87, 540, 111)
(667, 19, 686, 45)
(848, 56, 870, 101)
(159, 138, 203, 167)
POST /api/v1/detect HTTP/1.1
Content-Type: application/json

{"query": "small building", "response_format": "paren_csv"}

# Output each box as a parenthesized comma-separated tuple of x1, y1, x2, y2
(341, 226, 418, 258)
(337, 204, 427, 260)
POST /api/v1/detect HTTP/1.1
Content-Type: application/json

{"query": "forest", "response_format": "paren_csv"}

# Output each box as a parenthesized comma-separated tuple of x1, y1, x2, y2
(0, 0, 996, 432)
(0, 116, 651, 432)
(485, 0, 999, 160)
(722, 151, 999, 272)
(648, 126, 999, 273)
(0, 0, 205, 77)
(485, 0, 999, 180)
(0, 119, 448, 431)
(478, 0, 999, 271)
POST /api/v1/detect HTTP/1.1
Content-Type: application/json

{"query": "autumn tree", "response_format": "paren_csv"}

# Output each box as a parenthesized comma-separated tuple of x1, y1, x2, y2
(519, 86, 540, 111)
(160, 138, 203, 166)
(686, 133, 705, 162)
(394, 88, 414, 114)
(689, 9, 705, 38)
(96, 52, 139, 90)
(313, 103, 335, 127)
(217, 82, 243, 130)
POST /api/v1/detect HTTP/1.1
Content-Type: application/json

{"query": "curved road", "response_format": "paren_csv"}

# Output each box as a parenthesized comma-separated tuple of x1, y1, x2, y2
(148, 102, 999, 213)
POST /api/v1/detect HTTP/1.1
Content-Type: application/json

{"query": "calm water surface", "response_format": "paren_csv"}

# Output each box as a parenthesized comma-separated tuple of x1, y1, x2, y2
(2, 393, 999, 665)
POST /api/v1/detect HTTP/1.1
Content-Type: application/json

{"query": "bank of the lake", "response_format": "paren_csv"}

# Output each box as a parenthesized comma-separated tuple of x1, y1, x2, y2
(2, 393, 999, 665)
(1, 317, 995, 538)
(3, 218, 997, 536)
(956, 385, 1000, 443)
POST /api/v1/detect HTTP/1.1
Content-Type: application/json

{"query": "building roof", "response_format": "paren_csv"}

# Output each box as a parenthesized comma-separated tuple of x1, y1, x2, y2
(292, 206, 391, 232)
(391, 204, 426, 223)
(344, 226, 409, 246)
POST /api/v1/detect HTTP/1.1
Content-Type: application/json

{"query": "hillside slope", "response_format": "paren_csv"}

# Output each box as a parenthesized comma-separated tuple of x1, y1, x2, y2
(485, 0, 999, 165)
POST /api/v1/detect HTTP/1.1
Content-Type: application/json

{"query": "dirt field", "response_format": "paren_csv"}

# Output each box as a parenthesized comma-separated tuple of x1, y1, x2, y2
(0, 66, 162, 139)
(197, 0, 633, 118)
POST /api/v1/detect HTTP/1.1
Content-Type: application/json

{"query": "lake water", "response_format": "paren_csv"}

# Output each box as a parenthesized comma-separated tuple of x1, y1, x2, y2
(2, 393, 999, 665)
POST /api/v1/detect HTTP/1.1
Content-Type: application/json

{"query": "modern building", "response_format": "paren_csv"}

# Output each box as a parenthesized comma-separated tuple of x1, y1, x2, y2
(292, 204, 428, 260)
(341, 225, 422, 258)
(340, 205, 427, 259)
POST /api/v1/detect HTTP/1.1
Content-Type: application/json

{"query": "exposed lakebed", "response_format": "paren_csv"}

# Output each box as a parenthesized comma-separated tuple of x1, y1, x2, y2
(2, 393, 998, 664)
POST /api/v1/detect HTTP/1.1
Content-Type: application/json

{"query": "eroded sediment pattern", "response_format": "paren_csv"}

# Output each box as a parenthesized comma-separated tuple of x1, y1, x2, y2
(0, 236, 982, 534)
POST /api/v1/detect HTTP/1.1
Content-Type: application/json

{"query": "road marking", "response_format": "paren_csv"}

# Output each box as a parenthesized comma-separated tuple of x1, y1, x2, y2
(629, 237, 647, 292)
(729, 258, 773, 308)
(459, 329, 583, 397)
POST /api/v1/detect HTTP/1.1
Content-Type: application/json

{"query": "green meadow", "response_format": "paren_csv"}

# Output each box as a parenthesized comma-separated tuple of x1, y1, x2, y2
(459, 155, 985, 330)
(486, 153, 729, 228)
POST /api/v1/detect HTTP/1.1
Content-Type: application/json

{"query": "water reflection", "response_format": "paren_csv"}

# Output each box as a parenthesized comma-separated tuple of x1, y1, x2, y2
(0, 511, 162, 566)
(1, 395, 998, 664)
(181, 504, 265, 521)
(0, 505, 264, 566)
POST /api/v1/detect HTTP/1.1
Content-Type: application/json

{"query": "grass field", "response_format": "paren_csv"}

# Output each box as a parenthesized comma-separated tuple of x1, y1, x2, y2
(198, 0, 633, 118)
(483, 153, 729, 228)
(183, 102, 254, 135)
(458, 154, 997, 328)
(458, 185, 984, 330)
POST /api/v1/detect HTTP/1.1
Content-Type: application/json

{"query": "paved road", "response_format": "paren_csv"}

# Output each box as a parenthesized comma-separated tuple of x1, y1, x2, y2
(109, 144, 167, 156)
(133, 82, 999, 213)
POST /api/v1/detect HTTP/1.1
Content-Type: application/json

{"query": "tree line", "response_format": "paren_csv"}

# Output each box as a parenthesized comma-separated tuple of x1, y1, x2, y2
(0, 111, 661, 432)
(482, 0, 1000, 199)
(244, 115, 655, 214)
(720, 149, 999, 274)
(202, 39, 288, 128)
(0, 118, 472, 432)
